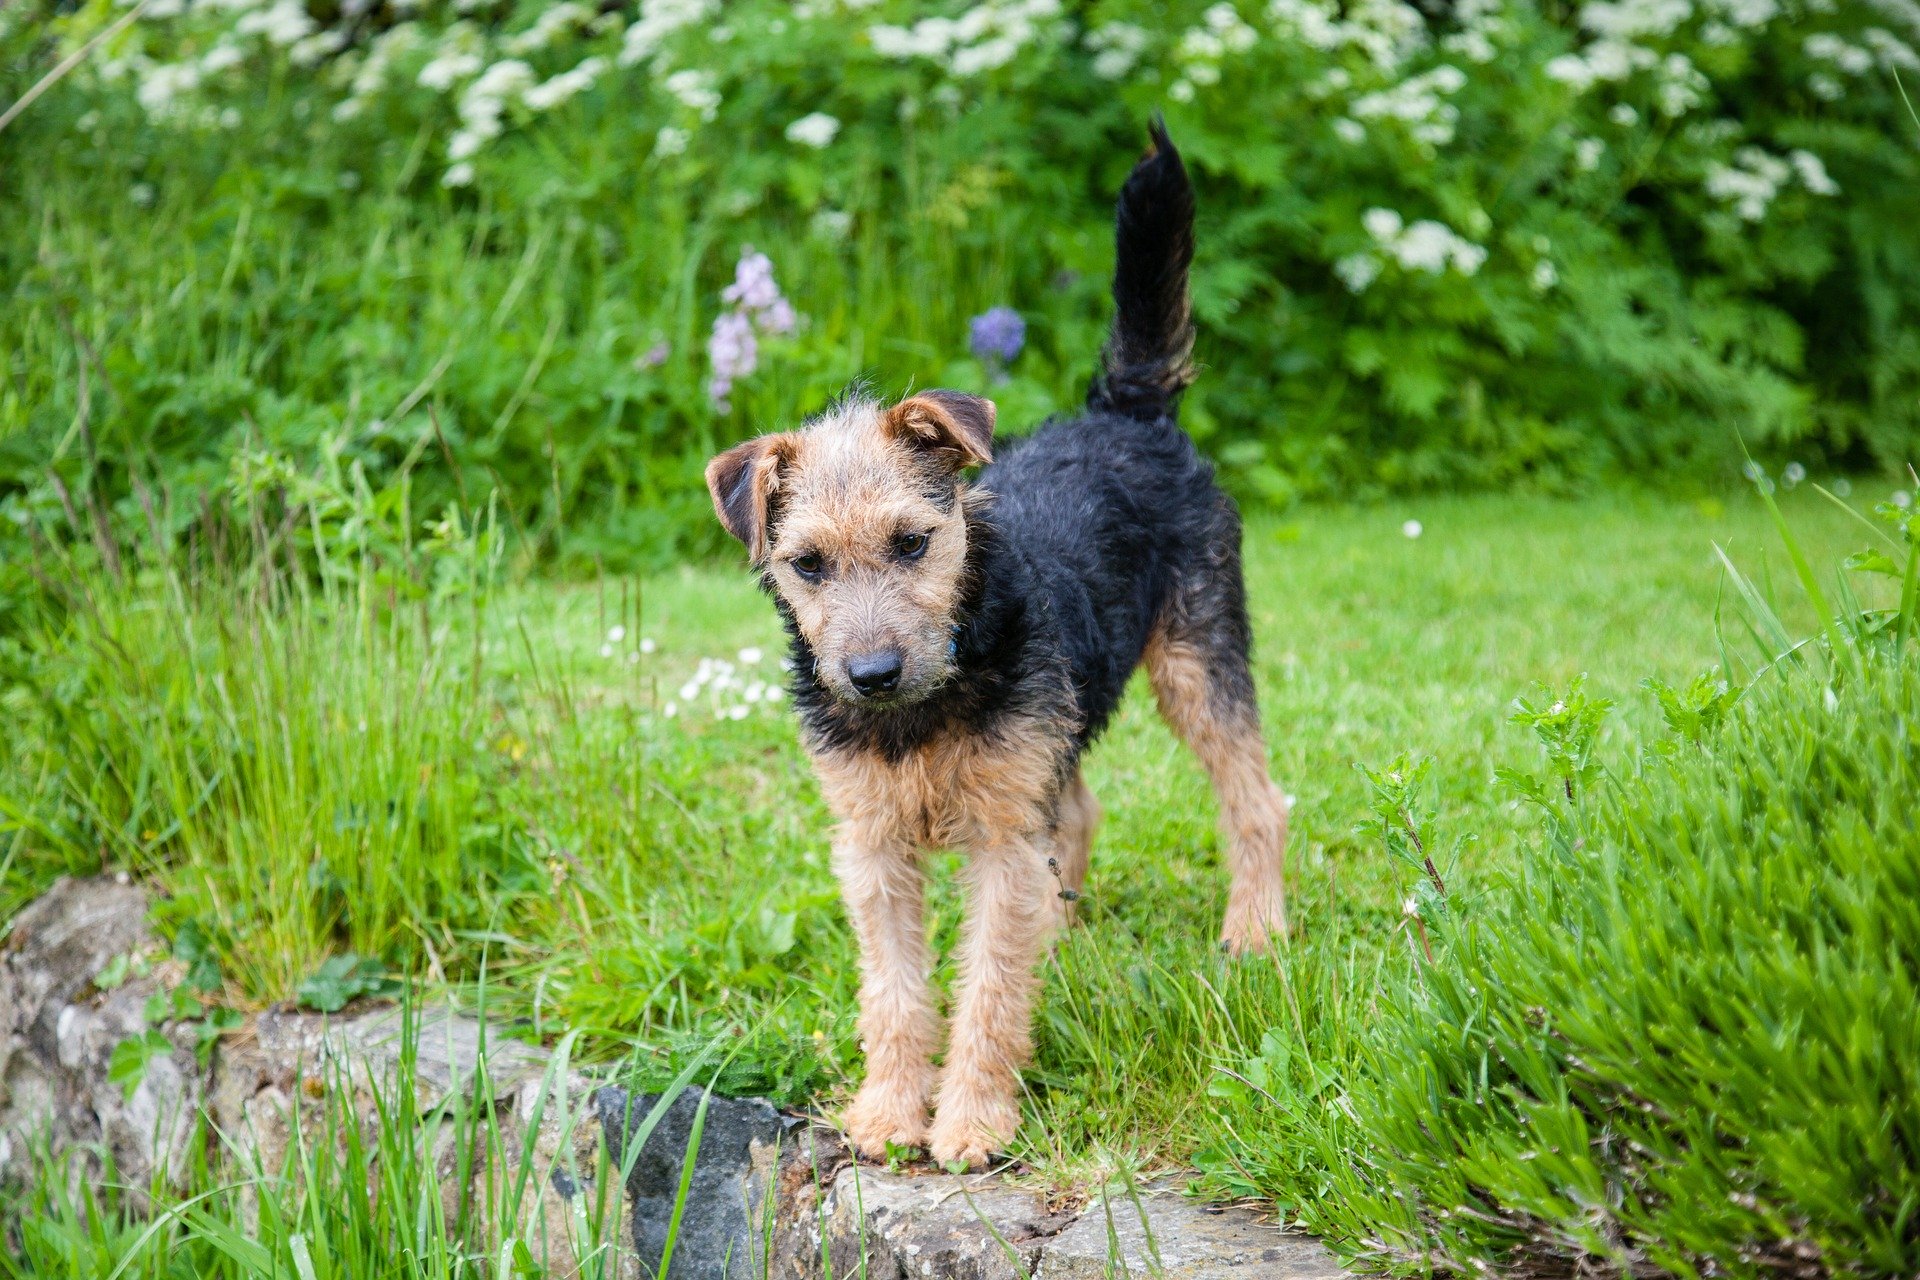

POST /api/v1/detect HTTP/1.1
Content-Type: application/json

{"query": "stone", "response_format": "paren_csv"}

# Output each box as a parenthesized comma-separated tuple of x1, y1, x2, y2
(0, 877, 1352, 1280)
(0, 875, 200, 1200)
(597, 1084, 799, 1280)
(757, 1125, 1350, 1280)
(1034, 1181, 1351, 1279)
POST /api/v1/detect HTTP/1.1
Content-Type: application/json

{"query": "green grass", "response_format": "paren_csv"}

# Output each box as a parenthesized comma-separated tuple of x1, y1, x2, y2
(0, 484, 1901, 1271)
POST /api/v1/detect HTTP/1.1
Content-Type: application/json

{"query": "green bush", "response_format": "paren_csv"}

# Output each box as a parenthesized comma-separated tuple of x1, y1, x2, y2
(2, 0, 1917, 563)
(1211, 504, 1920, 1274)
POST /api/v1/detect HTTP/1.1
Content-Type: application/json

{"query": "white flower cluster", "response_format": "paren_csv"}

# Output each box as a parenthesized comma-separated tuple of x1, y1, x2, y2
(1169, 4, 1259, 101)
(1335, 208, 1487, 292)
(663, 68, 721, 120)
(1441, 0, 1506, 63)
(596, 624, 656, 661)
(333, 23, 422, 120)
(1704, 145, 1837, 220)
(785, 111, 841, 148)
(619, 0, 715, 69)
(505, 2, 590, 55)
(666, 648, 785, 721)
(1086, 22, 1150, 80)
(1348, 63, 1467, 146)
(1266, 0, 1428, 73)
(1542, 0, 1721, 116)
(1804, 27, 1920, 91)
(867, 0, 1064, 77)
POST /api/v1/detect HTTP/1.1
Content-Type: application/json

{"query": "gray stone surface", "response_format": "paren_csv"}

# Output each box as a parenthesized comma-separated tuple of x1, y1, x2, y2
(759, 1125, 1348, 1280)
(1, 877, 1351, 1280)
(597, 1085, 798, 1280)
(0, 874, 201, 1201)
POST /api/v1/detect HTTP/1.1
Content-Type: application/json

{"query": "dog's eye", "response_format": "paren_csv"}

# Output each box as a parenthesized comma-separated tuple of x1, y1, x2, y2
(791, 552, 825, 579)
(894, 531, 930, 560)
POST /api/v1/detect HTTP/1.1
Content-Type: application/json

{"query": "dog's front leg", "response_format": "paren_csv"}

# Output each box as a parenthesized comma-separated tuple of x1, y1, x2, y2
(834, 827, 938, 1158)
(928, 834, 1052, 1167)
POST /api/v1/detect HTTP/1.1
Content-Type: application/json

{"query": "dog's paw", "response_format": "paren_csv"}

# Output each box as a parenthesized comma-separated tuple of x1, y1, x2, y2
(843, 1084, 930, 1159)
(1220, 896, 1288, 956)
(927, 1090, 1019, 1169)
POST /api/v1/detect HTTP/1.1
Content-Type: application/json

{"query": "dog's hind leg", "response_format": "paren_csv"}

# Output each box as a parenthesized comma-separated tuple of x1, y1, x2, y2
(1046, 770, 1098, 935)
(1144, 549, 1290, 953)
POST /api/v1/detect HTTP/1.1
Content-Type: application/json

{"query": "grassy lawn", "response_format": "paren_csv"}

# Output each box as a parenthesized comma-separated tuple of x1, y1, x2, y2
(0, 485, 1877, 1197)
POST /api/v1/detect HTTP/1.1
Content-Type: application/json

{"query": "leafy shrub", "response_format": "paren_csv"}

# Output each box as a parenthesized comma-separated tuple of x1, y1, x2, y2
(1, 0, 1916, 561)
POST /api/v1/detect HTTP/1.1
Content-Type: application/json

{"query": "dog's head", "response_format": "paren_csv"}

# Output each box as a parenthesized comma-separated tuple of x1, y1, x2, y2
(705, 390, 995, 709)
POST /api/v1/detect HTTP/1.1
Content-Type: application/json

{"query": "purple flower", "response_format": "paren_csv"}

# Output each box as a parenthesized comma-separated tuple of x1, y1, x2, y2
(969, 306, 1026, 365)
(707, 310, 758, 411)
(722, 250, 783, 313)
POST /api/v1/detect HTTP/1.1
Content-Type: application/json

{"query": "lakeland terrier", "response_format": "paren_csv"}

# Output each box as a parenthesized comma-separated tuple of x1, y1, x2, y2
(704, 124, 1290, 1168)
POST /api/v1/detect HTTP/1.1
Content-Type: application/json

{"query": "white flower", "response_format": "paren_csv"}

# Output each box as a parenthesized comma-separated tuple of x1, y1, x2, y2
(727, 705, 751, 721)
(664, 69, 720, 120)
(1705, 147, 1791, 221)
(599, 643, 614, 658)
(655, 125, 690, 157)
(811, 208, 854, 240)
(1402, 519, 1423, 538)
(136, 63, 201, 116)
(200, 44, 245, 74)
(1333, 117, 1367, 144)
(1895, 490, 1913, 510)
(1575, 137, 1606, 170)
(524, 57, 606, 111)
(1609, 103, 1639, 127)
(608, 625, 627, 643)
(442, 162, 475, 187)
(447, 129, 485, 161)
(505, 2, 590, 54)
(785, 112, 841, 148)
(1087, 21, 1148, 78)
(1402, 896, 1420, 917)
(739, 646, 763, 664)
(1545, 53, 1596, 89)
(1531, 259, 1558, 292)
(289, 29, 346, 67)
(236, 0, 316, 47)
(952, 35, 1019, 74)
(663, 701, 678, 717)
(419, 51, 483, 91)
(1362, 207, 1404, 242)
(1783, 461, 1807, 485)
(1334, 253, 1382, 293)
(620, 0, 716, 67)
(1789, 149, 1838, 196)
(1168, 78, 1196, 101)
(640, 637, 657, 654)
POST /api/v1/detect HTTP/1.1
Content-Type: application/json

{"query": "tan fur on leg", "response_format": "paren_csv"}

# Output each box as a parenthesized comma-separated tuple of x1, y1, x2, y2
(1047, 771, 1097, 936)
(929, 833, 1054, 1167)
(1144, 634, 1289, 953)
(833, 827, 938, 1156)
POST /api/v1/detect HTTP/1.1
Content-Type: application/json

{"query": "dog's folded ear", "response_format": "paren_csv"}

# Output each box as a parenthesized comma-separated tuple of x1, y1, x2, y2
(706, 433, 795, 562)
(882, 391, 995, 470)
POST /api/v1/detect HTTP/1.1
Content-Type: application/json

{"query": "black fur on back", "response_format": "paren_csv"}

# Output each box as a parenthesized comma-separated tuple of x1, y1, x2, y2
(792, 125, 1248, 769)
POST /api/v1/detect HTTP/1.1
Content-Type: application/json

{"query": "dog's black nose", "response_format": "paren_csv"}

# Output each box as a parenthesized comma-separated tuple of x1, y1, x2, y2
(847, 650, 903, 697)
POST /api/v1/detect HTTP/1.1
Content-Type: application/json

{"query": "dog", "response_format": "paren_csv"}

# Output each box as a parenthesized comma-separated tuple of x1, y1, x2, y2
(704, 124, 1290, 1168)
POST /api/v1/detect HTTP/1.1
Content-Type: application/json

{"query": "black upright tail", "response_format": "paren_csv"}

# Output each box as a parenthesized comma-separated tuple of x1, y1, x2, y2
(1087, 120, 1196, 421)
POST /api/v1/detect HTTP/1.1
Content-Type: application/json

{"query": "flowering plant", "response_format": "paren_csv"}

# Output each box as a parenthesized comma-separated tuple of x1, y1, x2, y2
(1, 0, 1915, 563)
